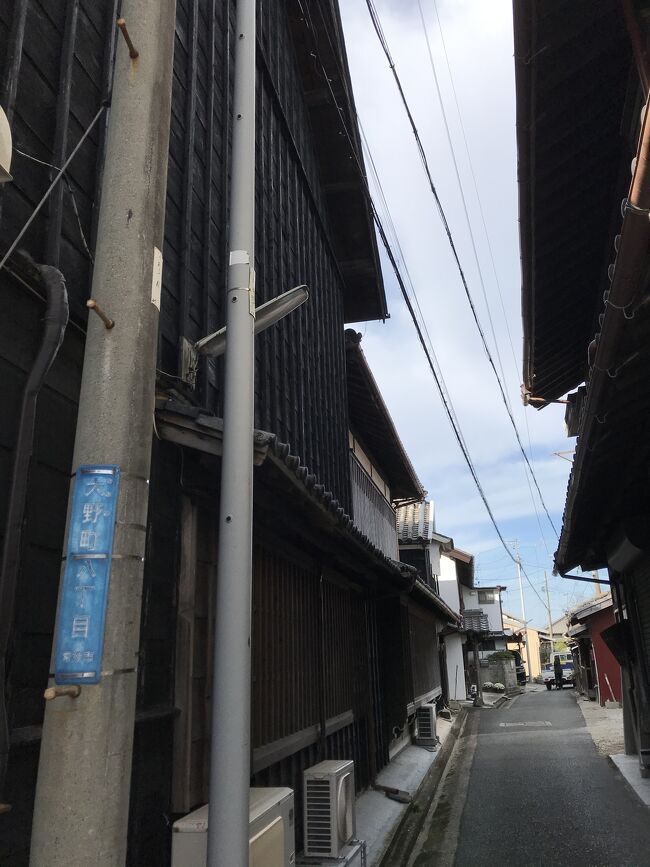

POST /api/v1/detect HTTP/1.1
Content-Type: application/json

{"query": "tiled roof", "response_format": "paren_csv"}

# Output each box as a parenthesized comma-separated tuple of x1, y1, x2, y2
(155, 401, 418, 584)
(396, 501, 436, 544)
(461, 609, 490, 633)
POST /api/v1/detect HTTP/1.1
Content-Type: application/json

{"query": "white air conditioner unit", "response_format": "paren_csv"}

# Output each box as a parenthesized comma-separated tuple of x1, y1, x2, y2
(171, 787, 295, 867)
(303, 759, 355, 859)
(415, 702, 437, 747)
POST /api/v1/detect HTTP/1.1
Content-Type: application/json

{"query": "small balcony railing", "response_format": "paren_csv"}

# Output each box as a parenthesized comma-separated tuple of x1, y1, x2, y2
(349, 454, 398, 560)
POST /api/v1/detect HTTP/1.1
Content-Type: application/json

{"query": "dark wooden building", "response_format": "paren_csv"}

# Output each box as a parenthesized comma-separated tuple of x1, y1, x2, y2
(514, 0, 650, 778)
(0, 1, 441, 863)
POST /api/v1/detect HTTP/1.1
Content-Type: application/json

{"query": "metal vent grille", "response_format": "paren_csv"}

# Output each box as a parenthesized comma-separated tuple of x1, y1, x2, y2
(416, 705, 435, 741)
(305, 778, 332, 855)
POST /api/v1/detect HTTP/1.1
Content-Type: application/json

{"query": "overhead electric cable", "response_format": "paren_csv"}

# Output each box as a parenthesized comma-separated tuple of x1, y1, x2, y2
(429, 0, 520, 385)
(416, 0, 509, 402)
(426, 0, 555, 562)
(363, 0, 559, 540)
(358, 122, 473, 453)
(298, 1, 549, 600)
(0, 104, 107, 273)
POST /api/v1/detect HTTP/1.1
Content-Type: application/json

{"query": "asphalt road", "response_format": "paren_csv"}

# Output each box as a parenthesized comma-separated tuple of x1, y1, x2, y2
(409, 687, 650, 867)
(455, 688, 650, 866)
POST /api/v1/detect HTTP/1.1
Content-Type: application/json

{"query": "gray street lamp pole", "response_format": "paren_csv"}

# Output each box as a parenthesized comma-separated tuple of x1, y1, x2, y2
(207, 0, 256, 863)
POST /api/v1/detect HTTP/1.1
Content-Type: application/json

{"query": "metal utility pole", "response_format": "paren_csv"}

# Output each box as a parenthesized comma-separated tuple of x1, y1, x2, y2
(593, 570, 602, 596)
(207, 0, 256, 863)
(544, 570, 554, 663)
(30, 2, 176, 864)
(514, 541, 529, 679)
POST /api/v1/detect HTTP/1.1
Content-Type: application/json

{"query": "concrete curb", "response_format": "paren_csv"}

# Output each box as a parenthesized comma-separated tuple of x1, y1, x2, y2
(492, 695, 509, 709)
(378, 707, 469, 867)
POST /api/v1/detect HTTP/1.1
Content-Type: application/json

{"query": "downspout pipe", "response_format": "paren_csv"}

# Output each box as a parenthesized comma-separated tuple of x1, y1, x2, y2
(557, 95, 650, 570)
(0, 264, 68, 805)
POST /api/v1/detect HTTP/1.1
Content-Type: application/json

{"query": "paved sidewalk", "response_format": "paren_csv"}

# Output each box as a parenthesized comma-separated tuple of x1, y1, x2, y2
(355, 716, 454, 866)
(610, 755, 650, 808)
(479, 691, 505, 707)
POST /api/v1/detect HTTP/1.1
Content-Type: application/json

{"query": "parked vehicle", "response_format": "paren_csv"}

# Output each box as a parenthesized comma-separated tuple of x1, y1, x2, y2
(542, 656, 574, 690)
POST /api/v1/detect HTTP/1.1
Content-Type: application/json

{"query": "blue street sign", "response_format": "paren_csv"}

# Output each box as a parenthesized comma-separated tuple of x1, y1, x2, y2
(54, 465, 120, 684)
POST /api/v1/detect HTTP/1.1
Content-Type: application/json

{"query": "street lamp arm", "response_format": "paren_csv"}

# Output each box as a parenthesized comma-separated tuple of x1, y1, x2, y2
(195, 284, 309, 357)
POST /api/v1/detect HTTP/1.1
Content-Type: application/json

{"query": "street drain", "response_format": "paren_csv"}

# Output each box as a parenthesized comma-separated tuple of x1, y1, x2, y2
(499, 721, 552, 727)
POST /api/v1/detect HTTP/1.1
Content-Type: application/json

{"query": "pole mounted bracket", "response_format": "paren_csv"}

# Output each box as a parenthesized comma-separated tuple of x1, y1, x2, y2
(44, 685, 81, 701)
(180, 337, 199, 389)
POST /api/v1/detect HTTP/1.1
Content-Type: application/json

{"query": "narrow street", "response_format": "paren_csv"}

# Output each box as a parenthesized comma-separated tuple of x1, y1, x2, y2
(410, 688, 650, 867)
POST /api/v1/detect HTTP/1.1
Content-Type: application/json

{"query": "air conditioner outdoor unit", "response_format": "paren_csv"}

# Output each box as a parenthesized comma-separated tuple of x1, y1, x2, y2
(171, 787, 295, 867)
(415, 702, 437, 747)
(303, 759, 355, 859)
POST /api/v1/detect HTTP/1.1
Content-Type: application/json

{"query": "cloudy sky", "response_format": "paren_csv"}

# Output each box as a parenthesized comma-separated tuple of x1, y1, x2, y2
(338, 0, 600, 627)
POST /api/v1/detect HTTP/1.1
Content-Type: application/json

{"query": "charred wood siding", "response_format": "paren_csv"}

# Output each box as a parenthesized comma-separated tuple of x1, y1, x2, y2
(1, 0, 359, 861)
(408, 603, 441, 702)
(162, 0, 230, 403)
(254, 2, 350, 507)
(251, 542, 374, 851)
(0, 0, 114, 315)
(163, 0, 351, 510)
(0, 4, 113, 861)
(251, 544, 371, 763)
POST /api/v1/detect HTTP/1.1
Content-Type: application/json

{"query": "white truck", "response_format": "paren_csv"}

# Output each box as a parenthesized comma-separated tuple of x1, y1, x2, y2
(542, 653, 575, 690)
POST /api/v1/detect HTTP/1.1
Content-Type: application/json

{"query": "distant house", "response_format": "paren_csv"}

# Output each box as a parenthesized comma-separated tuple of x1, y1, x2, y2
(462, 583, 507, 651)
(538, 616, 570, 663)
(568, 594, 621, 706)
(503, 612, 541, 680)
(396, 505, 468, 706)
(438, 548, 469, 704)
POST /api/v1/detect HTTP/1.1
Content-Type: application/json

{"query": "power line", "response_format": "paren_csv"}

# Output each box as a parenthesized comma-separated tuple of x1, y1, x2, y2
(416, 0, 509, 402)
(417, 0, 553, 557)
(298, 1, 543, 582)
(427, 0, 557, 563)
(363, 0, 559, 540)
(0, 104, 106, 273)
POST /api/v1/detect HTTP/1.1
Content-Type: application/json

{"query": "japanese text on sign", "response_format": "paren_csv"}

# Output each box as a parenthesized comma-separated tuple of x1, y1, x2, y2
(54, 466, 120, 684)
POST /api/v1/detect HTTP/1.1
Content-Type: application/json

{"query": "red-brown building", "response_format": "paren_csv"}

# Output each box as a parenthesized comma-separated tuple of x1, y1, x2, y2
(568, 594, 622, 707)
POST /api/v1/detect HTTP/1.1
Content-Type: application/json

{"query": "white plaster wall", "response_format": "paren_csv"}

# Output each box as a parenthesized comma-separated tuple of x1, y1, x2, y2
(439, 553, 461, 614)
(444, 633, 465, 701)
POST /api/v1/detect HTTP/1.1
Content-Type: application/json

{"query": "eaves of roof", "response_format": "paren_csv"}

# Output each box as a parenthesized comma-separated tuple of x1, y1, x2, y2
(288, 6, 387, 323)
(555, 87, 650, 573)
(514, 0, 632, 402)
(448, 549, 473, 565)
(345, 330, 425, 501)
(411, 579, 461, 625)
(155, 401, 417, 587)
(568, 593, 613, 624)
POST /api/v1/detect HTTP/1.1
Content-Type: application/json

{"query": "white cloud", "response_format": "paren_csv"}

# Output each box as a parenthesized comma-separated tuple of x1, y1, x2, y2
(339, 0, 579, 621)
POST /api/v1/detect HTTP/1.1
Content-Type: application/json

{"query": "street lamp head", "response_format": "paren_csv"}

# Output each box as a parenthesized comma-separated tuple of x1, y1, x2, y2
(0, 106, 13, 183)
(196, 284, 309, 357)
